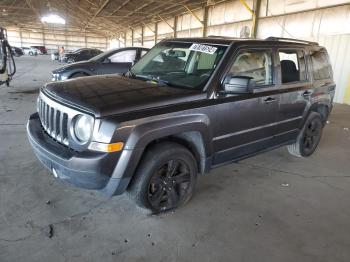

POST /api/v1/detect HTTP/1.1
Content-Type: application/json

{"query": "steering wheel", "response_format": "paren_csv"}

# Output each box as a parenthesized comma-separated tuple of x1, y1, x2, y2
(200, 71, 212, 78)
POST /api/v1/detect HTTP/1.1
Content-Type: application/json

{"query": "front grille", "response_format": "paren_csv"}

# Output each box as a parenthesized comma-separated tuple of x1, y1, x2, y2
(38, 95, 69, 145)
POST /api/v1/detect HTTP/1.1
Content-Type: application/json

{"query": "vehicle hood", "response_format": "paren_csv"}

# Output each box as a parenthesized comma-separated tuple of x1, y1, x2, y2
(42, 75, 204, 117)
(52, 61, 94, 73)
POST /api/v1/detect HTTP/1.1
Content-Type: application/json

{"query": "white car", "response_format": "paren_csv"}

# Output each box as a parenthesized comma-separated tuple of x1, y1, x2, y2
(22, 47, 38, 56)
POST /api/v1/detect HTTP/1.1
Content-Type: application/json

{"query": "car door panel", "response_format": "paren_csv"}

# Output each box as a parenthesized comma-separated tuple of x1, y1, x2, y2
(212, 94, 279, 165)
(96, 63, 132, 75)
(211, 47, 280, 165)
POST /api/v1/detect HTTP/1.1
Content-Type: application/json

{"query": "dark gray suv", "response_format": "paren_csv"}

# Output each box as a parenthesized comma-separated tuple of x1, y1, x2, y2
(27, 37, 335, 213)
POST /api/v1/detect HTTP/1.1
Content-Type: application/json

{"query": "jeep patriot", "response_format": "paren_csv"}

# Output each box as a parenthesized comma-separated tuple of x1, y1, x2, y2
(27, 37, 335, 213)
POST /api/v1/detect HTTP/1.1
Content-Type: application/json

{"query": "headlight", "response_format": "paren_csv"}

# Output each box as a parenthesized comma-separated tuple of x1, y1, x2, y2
(36, 97, 40, 112)
(60, 74, 68, 80)
(73, 114, 94, 143)
(52, 74, 59, 81)
(52, 73, 67, 81)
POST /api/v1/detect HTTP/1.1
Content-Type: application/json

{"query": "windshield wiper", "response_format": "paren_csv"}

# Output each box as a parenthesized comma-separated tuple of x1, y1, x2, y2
(134, 74, 170, 86)
(147, 77, 170, 86)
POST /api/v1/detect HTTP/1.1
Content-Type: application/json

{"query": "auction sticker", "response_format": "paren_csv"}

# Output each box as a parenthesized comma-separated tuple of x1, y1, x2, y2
(189, 43, 217, 54)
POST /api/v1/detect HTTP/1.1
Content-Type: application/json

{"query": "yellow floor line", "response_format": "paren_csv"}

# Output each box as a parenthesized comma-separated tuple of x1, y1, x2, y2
(343, 76, 350, 105)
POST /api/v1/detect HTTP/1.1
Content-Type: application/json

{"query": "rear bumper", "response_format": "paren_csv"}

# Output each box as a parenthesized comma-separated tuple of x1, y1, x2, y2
(27, 113, 132, 196)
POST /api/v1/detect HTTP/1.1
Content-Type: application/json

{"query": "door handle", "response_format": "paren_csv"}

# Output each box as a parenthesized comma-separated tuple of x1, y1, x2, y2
(302, 90, 312, 98)
(263, 97, 277, 104)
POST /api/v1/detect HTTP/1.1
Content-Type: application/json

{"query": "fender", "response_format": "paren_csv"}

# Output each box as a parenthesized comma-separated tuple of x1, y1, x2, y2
(125, 113, 212, 153)
(106, 114, 212, 195)
(67, 69, 92, 78)
(300, 93, 332, 129)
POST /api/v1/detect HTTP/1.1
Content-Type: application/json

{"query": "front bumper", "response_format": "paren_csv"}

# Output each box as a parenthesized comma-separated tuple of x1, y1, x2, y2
(27, 113, 131, 196)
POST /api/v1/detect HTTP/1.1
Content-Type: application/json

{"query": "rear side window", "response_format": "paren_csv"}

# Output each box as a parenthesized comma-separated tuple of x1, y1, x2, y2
(310, 49, 331, 80)
(279, 50, 306, 83)
(229, 50, 273, 86)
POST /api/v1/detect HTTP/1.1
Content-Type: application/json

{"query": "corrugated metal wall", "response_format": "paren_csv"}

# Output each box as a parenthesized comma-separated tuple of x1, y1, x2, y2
(319, 35, 350, 104)
(109, 0, 350, 104)
(7, 26, 108, 53)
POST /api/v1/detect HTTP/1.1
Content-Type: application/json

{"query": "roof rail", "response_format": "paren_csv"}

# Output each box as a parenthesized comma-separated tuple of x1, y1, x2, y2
(207, 35, 240, 39)
(207, 35, 254, 40)
(265, 37, 318, 45)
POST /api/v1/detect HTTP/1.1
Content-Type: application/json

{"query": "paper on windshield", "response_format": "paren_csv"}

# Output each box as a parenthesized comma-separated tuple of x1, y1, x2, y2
(189, 44, 217, 54)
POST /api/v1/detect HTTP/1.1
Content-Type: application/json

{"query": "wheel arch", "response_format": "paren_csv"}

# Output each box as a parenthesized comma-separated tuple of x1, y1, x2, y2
(108, 114, 212, 195)
(308, 102, 329, 125)
(143, 131, 207, 175)
(68, 70, 91, 79)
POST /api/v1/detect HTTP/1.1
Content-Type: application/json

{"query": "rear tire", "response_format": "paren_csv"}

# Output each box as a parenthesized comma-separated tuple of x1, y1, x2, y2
(287, 112, 323, 157)
(127, 142, 197, 214)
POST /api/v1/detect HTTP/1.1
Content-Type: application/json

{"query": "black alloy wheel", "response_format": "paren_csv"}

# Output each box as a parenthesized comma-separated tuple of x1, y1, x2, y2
(128, 142, 197, 214)
(287, 112, 324, 157)
(67, 57, 75, 64)
(301, 116, 322, 156)
(148, 159, 192, 212)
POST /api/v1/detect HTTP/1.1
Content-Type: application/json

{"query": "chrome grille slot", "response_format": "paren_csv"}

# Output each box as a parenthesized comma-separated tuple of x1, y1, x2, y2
(37, 94, 69, 145)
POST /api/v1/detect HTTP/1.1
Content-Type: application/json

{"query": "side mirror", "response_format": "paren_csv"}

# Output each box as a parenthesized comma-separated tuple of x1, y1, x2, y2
(103, 58, 111, 63)
(220, 75, 255, 94)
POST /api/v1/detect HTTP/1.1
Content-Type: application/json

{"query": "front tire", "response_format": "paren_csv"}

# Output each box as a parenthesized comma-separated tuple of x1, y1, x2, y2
(287, 112, 323, 157)
(127, 142, 197, 214)
(67, 58, 75, 64)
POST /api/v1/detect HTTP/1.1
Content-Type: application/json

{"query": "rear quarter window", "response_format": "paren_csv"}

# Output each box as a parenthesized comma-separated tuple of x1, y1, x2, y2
(310, 49, 331, 80)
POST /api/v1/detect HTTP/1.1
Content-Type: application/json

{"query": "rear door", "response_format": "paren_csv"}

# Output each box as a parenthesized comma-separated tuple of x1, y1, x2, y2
(274, 48, 310, 144)
(96, 49, 137, 75)
(212, 48, 280, 165)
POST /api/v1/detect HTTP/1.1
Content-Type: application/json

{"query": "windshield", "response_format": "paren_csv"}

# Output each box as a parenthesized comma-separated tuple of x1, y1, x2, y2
(130, 41, 227, 90)
(89, 48, 118, 61)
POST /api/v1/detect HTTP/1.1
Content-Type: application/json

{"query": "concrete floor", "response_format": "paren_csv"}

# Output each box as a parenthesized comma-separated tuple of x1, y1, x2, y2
(1, 56, 350, 262)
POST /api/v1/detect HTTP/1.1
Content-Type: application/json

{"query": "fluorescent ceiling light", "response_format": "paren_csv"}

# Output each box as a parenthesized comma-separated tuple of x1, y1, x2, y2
(41, 14, 65, 24)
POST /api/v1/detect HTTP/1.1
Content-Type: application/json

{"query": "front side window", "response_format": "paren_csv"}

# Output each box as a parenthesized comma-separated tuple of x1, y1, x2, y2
(279, 50, 307, 84)
(80, 50, 88, 55)
(229, 50, 273, 86)
(109, 50, 136, 63)
(310, 49, 331, 80)
(131, 42, 227, 90)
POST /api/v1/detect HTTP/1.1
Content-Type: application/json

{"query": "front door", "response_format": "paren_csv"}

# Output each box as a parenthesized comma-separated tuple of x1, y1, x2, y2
(212, 48, 280, 165)
(97, 49, 136, 75)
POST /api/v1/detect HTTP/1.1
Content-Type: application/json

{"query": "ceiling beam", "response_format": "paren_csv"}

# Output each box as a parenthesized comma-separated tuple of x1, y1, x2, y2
(85, 0, 112, 28)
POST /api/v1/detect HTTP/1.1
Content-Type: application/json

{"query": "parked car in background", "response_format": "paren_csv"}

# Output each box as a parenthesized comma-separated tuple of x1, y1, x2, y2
(11, 46, 24, 57)
(51, 51, 59, 61)
(62, 48, 103, 64)
(52, 47, 149, 81)
(31, 45, 47, 54)
(22, 47, 38, 56)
